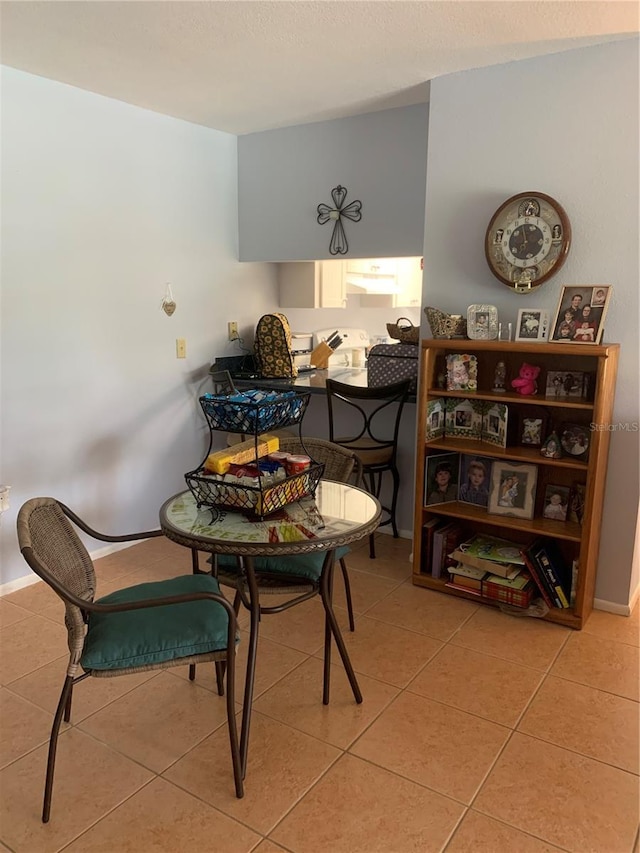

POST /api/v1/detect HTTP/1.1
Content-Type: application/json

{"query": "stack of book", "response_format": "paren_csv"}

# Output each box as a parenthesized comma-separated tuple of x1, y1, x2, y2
(447, 534, 534, 608)
(421, 518, 468, 579)
(520, 538, 572, 609)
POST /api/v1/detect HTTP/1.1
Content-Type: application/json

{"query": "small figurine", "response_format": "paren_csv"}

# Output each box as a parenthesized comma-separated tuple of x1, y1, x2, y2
(437, 371, 446, 389)
(492, 361, 506, 393)
(541, 431, 562, 459)
(511, 362, 540, 396)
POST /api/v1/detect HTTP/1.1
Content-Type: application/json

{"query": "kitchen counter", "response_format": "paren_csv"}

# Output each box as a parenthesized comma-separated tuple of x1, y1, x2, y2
(210, 357, 413, 399)
(232, 366, 369, 394)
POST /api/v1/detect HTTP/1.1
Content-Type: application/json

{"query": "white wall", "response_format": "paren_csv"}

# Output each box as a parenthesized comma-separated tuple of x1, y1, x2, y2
(238, 104, 428, 261)
(422, 39, 639, 607)
(0, 68, 278, 584)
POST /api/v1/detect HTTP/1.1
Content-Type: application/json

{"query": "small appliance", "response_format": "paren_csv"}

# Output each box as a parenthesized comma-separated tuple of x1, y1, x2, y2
(290, 332, 314, 369)
(312, 327, 370, 368)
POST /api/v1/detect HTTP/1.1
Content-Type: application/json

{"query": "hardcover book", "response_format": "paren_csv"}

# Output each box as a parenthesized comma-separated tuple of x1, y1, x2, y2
(431, 522, 465, 579)
(445, 580, 483, 596)
(531, 540, 570, 608)
(452, 534, 524, 578)
(448, 563, 487, 580)
(482, 573, 534, 608)
(520, 545, 556, 608)
(520, 539, 570, 608)
(421, 518, 444, 574)
(447, 569, 485, 591)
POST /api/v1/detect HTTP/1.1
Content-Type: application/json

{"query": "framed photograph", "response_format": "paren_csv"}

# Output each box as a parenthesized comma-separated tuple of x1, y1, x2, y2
(542, 484, 570, 521)
(446, 353, 478, 391)
(482, 402, 509, 448)
(425, 452, 459, 506)
(488, 461, 538, 520)
(551, 285, 612, 344)
(426, 399, 445, 441)
(568, 482, 586, 524)
(560, 423, 590, 460)
(545, 370, 586, 399)
(445, 398, 483, 440)
(466, 304, 498, 340)
(458, 454, 493, 508)
(515, 309, 550, 342)
(517, 406, 549, 447)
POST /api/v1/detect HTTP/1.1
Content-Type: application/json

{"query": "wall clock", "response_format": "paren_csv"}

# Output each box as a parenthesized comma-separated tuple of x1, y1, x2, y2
(484, 192, 571, 293)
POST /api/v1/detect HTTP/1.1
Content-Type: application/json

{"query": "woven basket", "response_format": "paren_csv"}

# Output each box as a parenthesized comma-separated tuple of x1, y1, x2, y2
(424, 306, 468, 339)
(386, 317, 420, 345)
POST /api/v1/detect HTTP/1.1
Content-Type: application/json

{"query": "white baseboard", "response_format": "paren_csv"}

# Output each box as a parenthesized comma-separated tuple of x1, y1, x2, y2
(1, 541, 136, 597)
(593, 584, 639, 617)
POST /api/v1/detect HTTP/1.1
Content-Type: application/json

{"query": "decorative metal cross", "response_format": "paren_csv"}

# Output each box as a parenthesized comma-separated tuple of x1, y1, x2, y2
(316, 185, 362, 255)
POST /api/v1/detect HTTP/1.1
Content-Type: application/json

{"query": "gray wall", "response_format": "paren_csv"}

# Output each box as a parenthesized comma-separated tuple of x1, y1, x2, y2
(422, 39, 639, 607)
(238, 104, 428, 261)
(0, 68, 279, 585)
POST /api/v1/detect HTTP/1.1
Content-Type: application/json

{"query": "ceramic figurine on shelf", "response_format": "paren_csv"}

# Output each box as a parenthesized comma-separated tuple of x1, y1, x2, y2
(492, 361, 507, 393)
(540, 431, 562, 459)
(511, 362, 540, 396)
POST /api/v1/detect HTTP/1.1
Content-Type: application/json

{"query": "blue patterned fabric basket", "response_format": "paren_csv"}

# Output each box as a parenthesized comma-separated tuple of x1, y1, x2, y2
(199, 389, 309, 434)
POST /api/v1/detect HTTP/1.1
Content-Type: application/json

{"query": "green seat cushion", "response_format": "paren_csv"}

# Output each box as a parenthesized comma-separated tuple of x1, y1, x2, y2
(213, 546, 350, 583)
(81, 574, 230, 672)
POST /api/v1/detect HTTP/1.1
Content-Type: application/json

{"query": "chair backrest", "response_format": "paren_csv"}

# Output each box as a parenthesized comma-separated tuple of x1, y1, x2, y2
(17, 498, 96, 650)
(278, 436, 362, 486)
(325, 378, 411, 457)
(208, 369, 237, 396)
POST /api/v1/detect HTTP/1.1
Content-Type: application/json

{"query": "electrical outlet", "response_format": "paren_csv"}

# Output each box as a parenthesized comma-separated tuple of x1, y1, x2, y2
(228, 321, 239, 341)
(176, 338, 186, 358)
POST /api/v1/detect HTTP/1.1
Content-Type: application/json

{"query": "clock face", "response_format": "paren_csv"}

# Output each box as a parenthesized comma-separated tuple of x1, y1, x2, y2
(485, 192, 571, 293)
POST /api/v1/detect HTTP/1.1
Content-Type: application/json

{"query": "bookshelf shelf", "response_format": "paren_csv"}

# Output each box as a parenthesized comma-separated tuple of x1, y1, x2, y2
(428, 388, 594, 411)
(413, 339, 619, 630)
(425, 438, 589, 471)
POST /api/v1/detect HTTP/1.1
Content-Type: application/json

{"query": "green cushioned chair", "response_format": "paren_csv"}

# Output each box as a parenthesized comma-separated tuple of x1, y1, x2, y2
(211, 437, 361, 703)
(16, 498, 243, 823)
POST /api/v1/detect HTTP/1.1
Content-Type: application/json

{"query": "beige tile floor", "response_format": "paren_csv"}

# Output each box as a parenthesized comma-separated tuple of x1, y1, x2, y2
(1, 534, 638, 853)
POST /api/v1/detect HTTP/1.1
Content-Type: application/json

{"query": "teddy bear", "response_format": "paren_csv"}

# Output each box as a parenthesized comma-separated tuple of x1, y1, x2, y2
(511, 362, 540, 396)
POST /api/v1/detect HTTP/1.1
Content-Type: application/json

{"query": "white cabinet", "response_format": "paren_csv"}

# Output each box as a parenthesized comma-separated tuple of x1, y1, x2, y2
(277, 256, 423, 309)
(358, 257, 423, 308)
(394, 256, 423, 307)
(278, 261, 346, 308)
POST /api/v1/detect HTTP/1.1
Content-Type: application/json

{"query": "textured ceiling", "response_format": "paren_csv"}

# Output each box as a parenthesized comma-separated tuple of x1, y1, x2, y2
(1, 1, 637, 135)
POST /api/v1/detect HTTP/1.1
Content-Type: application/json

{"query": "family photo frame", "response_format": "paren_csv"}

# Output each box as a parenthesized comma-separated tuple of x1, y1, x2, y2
(515, 309, 550, 342)
(488, 460, 538, 520)
(551, 285, 612, 344)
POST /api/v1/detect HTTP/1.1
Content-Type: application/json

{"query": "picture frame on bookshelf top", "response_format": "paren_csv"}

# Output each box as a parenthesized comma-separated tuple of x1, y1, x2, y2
(515, 309, 550, 343)
(551, 285, 612, 344)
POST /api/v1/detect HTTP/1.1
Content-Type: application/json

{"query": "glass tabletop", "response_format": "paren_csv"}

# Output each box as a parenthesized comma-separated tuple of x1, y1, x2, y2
(160, 482, 381, 556)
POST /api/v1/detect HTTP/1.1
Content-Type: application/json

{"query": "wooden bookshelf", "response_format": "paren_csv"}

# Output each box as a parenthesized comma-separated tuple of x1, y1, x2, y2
(412, 339, 619, 629)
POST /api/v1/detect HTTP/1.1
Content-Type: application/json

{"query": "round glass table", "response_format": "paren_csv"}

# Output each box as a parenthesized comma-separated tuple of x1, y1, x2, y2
(160, 483, 381, 776)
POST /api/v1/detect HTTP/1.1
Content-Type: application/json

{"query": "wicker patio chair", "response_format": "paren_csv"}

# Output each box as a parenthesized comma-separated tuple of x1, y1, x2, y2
(16, 497, 243, 823)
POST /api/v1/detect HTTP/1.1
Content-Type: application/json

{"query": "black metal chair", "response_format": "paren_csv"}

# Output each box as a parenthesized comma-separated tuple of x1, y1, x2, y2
(16, 498, 243, 822)
(326, 377, 411, 558)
